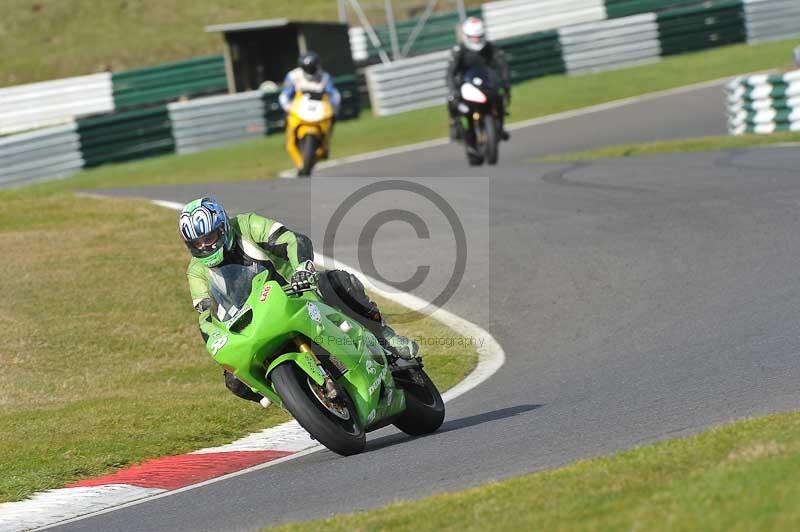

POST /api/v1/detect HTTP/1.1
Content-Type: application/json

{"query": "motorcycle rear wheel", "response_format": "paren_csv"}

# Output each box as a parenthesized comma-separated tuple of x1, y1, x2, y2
(272, 363, 365, 456)
(467, 151, 485, 166)
(392, 368, 445, 436)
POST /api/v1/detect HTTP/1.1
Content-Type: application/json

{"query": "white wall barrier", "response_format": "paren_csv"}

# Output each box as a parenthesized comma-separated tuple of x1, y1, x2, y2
(743, 0, 800, 44)
(168, 91, 266, 155)
(727, 70, 800, 135)
(0, 73, 113, 135)
(365, 50, 450, 116)
(0, 123, 84, 187)
(482, 0, 606, 41)
(560, 13, 661, 74)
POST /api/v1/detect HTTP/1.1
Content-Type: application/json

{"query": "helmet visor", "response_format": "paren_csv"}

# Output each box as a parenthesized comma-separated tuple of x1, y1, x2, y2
(186, 226, 226, 259)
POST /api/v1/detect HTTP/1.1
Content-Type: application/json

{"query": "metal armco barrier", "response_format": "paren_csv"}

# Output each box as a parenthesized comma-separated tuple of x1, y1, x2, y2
(77, 106, 174, 167)
(483, 0, 606, 41)
(353, 9, 482, 64)
(657, 0, 747, 56)
(0, 73, 113, 135)
(743, 0, 800, 43)
(169, 91, 266, 155)
(366, 29, 567, 116)
(365, 50, 451, 116)
(111, 55, 228, 110)
(500, 31, 565, 82)
(560, 13, 661, 74)
(0, 123, 84, 188)
(604, 0, 698, 19)
(727, 70, 800, 134)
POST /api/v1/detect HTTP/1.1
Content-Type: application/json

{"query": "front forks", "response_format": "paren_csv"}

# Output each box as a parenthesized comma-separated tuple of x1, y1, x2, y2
(294, 336, 339, 399)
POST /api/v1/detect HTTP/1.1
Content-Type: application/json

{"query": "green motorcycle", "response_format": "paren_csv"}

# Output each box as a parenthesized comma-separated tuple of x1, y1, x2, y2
(204, 263, 445, 456)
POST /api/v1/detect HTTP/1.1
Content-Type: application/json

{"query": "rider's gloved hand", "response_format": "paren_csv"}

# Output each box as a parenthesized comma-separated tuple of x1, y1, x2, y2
(291, 260, 316, 291)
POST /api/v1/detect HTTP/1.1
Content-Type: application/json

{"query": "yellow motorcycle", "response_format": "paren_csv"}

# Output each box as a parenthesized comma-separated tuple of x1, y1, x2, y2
(285, 91, 334, 177)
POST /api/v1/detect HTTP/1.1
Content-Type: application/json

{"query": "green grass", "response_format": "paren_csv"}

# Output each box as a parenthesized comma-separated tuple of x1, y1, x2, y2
(0, 0, 484, 87)
(25, 37, 797, 193)
(271, 411, 800, 531)
(535, 131, 800, 162)
(1, 0, 337, 87)
(0, 189, 478, 503)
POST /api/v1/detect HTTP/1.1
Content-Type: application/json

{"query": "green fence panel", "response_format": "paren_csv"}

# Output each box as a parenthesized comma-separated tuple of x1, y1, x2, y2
(112, 56, 228, 110)
(657, 1, 746, 55)
(365, 8, 482, 61)
(77, 106, 174, 167)
(263, 91, 284, 135)
(333, 73, 362, 120)
(657, 0, 743, 19)
(605, 0, 699, 19)
(498, 30, 566, 83)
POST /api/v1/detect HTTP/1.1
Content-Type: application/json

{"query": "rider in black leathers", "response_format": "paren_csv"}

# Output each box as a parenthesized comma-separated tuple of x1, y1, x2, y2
(446, 16, 512, 141)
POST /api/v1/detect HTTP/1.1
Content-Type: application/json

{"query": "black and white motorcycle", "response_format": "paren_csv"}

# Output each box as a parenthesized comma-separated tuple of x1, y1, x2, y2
(456, 68, 504, 166)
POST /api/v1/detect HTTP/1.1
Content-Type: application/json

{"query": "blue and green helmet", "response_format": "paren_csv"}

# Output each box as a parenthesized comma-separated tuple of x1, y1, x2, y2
(179, 197, 233, 267)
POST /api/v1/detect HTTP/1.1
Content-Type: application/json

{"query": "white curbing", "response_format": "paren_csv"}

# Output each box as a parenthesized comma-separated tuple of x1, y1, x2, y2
(190, 420, 315, 454)
(0, 485, 164, 532)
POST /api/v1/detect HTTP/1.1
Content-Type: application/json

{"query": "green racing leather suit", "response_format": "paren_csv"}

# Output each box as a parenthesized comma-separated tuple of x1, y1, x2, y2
(187, 212, 311, 316)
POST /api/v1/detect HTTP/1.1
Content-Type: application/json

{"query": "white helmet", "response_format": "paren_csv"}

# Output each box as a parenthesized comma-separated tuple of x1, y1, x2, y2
(462, 17, 486, 52)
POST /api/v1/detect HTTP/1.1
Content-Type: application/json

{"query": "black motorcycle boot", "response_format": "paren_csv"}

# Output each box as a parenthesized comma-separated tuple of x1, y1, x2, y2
(381, 325, 419, 360)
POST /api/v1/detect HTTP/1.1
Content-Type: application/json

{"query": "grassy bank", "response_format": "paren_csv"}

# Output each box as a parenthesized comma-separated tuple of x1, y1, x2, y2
(272, 411, 800, 531)
(535, 131, 800, 162)
(1, 0, 485, 87)
(2, 0, 336, 86)
(0, 190, 478, 503)
(28, 37, 797, 192)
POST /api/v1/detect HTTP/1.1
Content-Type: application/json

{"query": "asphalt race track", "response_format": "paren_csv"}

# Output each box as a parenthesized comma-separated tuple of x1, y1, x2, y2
(54, 83, 800, 531)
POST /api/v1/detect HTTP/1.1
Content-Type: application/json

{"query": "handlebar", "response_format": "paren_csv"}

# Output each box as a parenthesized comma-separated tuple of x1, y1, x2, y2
(282, 272, 320, 297)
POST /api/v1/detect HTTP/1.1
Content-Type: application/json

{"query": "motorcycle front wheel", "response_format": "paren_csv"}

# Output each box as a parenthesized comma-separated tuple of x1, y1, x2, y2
(464, 121, 484, 166)
(392, 368, 445, 436)
(299, 135, 319, 177)
(483, 114, 499, 165)
(272, 363, 365, 456)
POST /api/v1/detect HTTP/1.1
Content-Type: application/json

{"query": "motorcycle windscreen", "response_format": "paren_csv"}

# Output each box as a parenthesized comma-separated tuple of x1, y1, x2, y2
(293, 93, 332, 123)
(460, 83, 487, 103)
(209, 263, 264, 322)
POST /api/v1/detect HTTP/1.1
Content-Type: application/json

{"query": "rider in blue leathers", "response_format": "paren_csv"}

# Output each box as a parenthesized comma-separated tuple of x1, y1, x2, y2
(278, 51, 341, 114)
